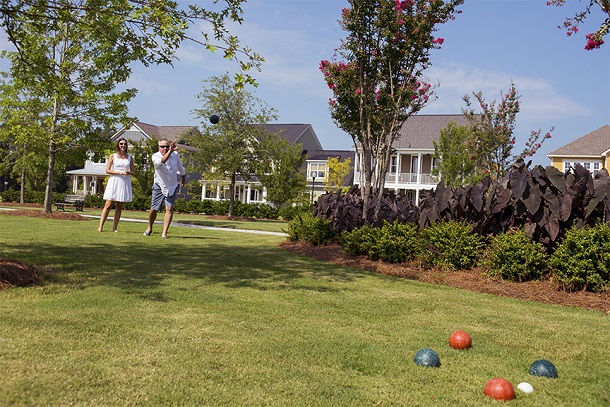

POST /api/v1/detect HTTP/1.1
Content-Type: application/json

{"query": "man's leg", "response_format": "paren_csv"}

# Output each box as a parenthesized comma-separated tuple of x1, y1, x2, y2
(162, 206, 173, 238)
(144, 208, 158, 235)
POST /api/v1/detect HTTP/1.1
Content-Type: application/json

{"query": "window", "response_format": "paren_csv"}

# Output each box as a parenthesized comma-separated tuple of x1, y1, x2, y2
(593, 162, 601, 176)
(308, 162, 327, 179)
(390, 156, 397, 173)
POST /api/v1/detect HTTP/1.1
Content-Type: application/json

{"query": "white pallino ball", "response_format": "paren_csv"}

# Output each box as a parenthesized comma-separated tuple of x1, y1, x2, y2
(517, 382, 534, 393)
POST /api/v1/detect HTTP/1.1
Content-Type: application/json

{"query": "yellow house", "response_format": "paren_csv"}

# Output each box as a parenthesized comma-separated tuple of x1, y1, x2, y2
(547, 125, 610, 175)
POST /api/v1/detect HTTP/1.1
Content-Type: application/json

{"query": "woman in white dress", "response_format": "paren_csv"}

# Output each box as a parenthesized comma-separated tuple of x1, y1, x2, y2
(98, 138, 135, 232)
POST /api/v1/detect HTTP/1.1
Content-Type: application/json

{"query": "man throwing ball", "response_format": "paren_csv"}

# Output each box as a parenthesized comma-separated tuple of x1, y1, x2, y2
(143, 139, 186, 239)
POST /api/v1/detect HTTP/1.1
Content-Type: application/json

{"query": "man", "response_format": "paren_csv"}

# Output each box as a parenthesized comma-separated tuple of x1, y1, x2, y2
(143, 139, 186, 238)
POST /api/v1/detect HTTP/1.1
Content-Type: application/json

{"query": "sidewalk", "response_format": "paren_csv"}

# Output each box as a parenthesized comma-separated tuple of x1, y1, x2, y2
(83, 214, 287, 236)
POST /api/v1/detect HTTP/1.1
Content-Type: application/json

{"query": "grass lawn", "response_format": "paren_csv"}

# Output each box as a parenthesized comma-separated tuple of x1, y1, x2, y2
(0, 204, 289, 233)
(1, 215, 608, 406)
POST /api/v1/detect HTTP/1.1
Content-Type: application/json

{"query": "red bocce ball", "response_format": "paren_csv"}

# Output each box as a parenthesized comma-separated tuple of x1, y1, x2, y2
(484, 378, 515, 401)
(448, 330, 472, 350)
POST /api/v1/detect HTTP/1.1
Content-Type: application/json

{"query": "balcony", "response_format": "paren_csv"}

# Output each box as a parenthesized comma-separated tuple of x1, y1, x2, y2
(355, 172, 438, 186)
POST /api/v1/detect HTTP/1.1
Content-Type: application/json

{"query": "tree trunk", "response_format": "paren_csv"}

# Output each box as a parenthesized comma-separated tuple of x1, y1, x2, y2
(43, 139, 55, 213)
(20, 165, 25, 204)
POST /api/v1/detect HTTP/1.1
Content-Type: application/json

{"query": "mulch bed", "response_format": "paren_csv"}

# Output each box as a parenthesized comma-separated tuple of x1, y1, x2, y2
(279, 241, 610, 314)
(0, 258, 43, 289)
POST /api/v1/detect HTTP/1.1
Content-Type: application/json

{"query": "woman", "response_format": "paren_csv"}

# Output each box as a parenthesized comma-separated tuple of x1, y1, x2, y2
(98, 138, 135, 232)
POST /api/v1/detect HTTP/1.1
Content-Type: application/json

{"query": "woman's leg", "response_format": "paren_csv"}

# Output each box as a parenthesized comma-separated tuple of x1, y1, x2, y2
(98, 200, 113, 232)
(112, 202, 124, 232)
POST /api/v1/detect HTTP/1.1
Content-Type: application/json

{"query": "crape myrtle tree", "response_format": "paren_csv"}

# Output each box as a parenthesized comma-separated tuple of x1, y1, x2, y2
(547, 0, 610, 50)
(434, 83, 553, 187)
(186, 73, 278, 218)
(320, 0, 463, 223)
(0, 0, 262, 212)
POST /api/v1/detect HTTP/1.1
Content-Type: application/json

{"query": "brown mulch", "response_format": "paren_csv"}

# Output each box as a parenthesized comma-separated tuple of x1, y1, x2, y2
(279, 241, 610, 314)
(0, 258, 43, 288)
(0, 204, 87, 221)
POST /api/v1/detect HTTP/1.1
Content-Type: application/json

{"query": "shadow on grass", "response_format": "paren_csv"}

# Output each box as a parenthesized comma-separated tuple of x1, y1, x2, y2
(3, 238, 366, 300)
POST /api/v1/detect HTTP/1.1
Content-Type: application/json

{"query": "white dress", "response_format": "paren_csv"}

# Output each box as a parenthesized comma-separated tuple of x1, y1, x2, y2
(103, 154, 133, 202)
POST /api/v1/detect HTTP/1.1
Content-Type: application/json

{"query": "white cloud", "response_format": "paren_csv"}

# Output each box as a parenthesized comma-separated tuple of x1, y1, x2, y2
(424, 63, 591, 121)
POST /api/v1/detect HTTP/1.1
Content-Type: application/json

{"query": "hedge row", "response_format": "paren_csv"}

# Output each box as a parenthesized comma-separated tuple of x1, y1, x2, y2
(287, 215, 610, 293)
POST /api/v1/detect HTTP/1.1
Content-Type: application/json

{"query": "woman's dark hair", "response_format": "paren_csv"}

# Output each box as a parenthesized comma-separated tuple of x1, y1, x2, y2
(115, 138, 129, 153)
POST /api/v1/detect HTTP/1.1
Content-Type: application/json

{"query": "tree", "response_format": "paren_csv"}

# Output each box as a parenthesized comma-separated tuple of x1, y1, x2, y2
(0, 0, 262, 88)
(434, 83, 554, 187)
(256, 133, 307, 208)
(0, 0, 262, 212)
(432, 122, 476, 189)
(324, 157, 352, 193)
(320, 0, 463, 223)
(547, 0, 610, 50)
(186, 74, 277, 217)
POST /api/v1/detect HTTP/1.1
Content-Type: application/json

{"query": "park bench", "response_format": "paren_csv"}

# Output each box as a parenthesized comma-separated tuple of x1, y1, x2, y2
(54, 194, 85, 212)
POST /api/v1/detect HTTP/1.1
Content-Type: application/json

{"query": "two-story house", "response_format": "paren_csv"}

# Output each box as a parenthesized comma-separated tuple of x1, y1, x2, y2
(353, 114, 471, 204)
(547, 124, 610, 175)
(199, 123, 354, 204)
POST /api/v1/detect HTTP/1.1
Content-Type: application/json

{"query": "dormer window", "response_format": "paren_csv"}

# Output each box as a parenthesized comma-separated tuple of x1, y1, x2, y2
(308, 162, 327, 179)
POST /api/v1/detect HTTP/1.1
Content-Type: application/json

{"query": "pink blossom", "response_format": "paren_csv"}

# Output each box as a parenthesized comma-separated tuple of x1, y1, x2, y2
(355, 89, 361, 95)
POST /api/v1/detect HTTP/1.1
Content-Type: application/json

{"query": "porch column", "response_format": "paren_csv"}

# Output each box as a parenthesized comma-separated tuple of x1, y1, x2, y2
(353, 151, 359, 185)
(416, 152, 422, 184)
(246, 184, 251, 203)
(216, 184, 221, 201)
(72, 175, 78, 193)
(395, 152, 401, 185)
(201, 182, 206, 200)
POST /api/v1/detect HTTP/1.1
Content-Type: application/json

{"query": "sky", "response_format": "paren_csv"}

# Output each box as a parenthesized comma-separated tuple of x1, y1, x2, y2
(3, 1, 610, 167)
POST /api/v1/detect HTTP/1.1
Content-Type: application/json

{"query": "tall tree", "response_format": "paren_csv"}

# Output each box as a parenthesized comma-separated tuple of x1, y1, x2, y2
(320, 0, 463, 222)
(432, 122, 476, 189)
(547, 0, 609, 49)
(186, 74, 277, 218)
(0, 0, 262, 212)
(462, 83, 553, 183)
(255, 133, 307, 208)
(434, 83, 554, 188)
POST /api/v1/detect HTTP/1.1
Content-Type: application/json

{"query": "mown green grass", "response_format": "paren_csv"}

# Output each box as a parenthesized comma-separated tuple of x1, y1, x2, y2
(0, 215, 608, 406)
(0, 204, 288, 233)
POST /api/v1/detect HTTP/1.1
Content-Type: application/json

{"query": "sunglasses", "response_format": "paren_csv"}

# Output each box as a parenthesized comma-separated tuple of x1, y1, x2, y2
(159, 145, 170, 148)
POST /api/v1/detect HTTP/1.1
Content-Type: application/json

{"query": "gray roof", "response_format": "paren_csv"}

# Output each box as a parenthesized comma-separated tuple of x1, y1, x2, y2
(547, 125, 610, 157)
(133, 122, 196, 142)
(306, 149, 354, 162)
(393, 114, 470, 149)
(261, 123, 322, 149)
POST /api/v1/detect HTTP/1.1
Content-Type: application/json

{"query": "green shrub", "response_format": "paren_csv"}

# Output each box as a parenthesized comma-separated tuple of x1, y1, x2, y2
(549, 223, 610, 292)
(340, 221, 418, 263)
(417, 220, 483, 270)
(378, 221, 419, 263)
(340, 225, 383, 260)
(287, 212, 336, 246)
(278, 204, 313, 221)
(85, 194, 105, 209)
(481, 228, 548, 282)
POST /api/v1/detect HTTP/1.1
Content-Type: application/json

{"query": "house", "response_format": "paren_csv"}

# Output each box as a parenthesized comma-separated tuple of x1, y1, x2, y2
(304, 149, 355, 203)
(353, 114, 471, 204)
(66, 121, 355, 205)
(199, 123, 354, 204)
(65, 122, 196, 196)
(547, 125, 610, 175)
